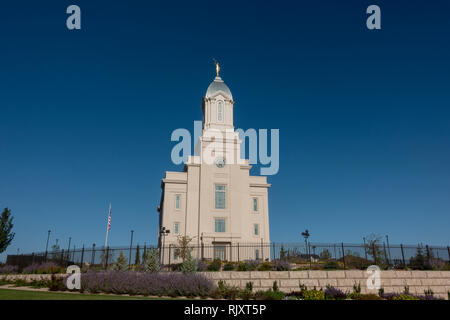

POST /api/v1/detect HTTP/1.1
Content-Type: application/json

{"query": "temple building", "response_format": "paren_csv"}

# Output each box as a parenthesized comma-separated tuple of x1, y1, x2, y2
(158, 64, 271, 263)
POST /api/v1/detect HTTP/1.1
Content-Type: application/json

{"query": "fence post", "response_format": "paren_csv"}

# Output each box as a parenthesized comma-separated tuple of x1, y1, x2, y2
(60, 249, 65, 266)
(341, 243, 346, 269)
(383, 243, 389, 267)
(80, 245, 85, 267)
(91, 243, 96, 265)
(272, 243, 276, 261)
(230, 243, 233, 262)
(372, 243, 377, 265)
(237, 243, 240, 262)
(261, 239, 264, 261)
(400, 244, 406, 268)
(105, 247, 109, 270)
(309, 243, 312, 270)
(168, 244, 171, 268)
(201, 242, 204, 260)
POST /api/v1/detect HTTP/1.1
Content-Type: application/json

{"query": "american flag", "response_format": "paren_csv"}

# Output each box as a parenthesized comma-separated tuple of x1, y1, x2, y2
(107, 203, 111, 231)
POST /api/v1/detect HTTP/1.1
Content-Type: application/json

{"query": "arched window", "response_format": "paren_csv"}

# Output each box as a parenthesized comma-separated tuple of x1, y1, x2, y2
(217, 101, 223, 122)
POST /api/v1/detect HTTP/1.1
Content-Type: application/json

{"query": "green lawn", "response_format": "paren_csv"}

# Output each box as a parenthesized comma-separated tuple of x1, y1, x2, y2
(0, 288, 167, 300)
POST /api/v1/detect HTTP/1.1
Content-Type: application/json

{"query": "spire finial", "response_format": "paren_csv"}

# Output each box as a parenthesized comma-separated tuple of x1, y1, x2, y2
(213, 58, 220, 77)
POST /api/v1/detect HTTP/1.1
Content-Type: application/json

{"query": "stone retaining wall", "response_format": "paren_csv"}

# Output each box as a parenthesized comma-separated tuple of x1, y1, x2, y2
(200, 270, 450, 299)
(2, 271, 449, 299)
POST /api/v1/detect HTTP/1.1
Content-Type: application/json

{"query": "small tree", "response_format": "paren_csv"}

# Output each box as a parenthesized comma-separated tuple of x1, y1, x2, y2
(50, 243, 60, 260)
(142, 244, 148, 262)
(113, 251, 128, 271)
(180, 251, 197, 274)
(174, 235, 194, 262)
(135, 244, 141, 266)
(145, 248, 160, 273)
(280, 245, 286, 260)
(0, 208, 15, 254)
(364, 234, 384, 263)
(410, 245, 426, 270)
(320, 249, 331, 260)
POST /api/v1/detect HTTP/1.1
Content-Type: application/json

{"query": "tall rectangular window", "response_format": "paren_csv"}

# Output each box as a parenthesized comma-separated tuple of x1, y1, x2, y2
(253, 198, 258, 212)
(253, 224, 259, 236)
(217, 101, 223, 122)
(215, 218, 226, 233)
(174, 222, 179, 235)
(175, 195, 180, 209)
(215, 185, 226, 209)
(255, 249, 260, 260)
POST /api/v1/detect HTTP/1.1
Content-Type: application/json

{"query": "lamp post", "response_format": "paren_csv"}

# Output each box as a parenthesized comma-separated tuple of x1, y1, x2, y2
(45, 230, 51, 260)
(67, 237, 72, 263)
(160, 227, 170, 266)
(129, 230, 134, 267)
(301, 229, 310, 269)
(385, 235, 392, 263)
(363, 237, 368, 260)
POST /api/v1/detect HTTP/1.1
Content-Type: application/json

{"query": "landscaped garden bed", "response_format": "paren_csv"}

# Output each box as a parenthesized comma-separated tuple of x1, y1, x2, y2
(1, 271, 447, 300)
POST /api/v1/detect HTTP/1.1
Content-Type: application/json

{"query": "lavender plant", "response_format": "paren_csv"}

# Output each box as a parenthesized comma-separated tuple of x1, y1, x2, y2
(273, 259, 291, 271)
(0, 264, 18, 274)
(324, 286, 347, 300)
(80, 271, 214, 297)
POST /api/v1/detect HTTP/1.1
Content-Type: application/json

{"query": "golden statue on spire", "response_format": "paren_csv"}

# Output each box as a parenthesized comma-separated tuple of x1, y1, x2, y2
(213, 58, 220, 77)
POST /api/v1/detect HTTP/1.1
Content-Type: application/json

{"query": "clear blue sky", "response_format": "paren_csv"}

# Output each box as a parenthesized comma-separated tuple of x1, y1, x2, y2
(1, 0, 449, 261)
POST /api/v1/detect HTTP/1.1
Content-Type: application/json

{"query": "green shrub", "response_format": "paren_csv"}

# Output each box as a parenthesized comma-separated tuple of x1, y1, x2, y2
(144, 248, 160, 273)
(237, 260, 258, 271)
(352, 281, 361, 293)
(180, 252, 197, 274)
(213, 280, 240, 299)
(392, 294, 420, 300)
(171, 263, 183, 272)
(262, 290, 285, 300)
(348, 293, 382, 300)
(112, 251, 128, 271)
(302, 289, 325, 300)
(323, 260, 340, 270)
(238, 283, 254, 300)
(223, 262, 235, 271)
(48, 275, 67, 291)
(272, 281, 279, 292)
(207, 259, 222, 271)
(257, 262, 273, 271)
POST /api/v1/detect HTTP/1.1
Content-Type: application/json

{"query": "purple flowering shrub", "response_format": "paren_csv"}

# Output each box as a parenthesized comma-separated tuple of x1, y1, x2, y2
(80, 271, 215, 297)
(197, 260, 207, 272)
(0, 264, 19, 274)
(273, 259, 291, 271)
(22, 262, 64, 274)
(324, 286, 347, 300)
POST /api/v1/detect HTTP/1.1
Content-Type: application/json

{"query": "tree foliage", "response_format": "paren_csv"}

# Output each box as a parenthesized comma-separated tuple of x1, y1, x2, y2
(135, 244, 141, 265)
(180, 251, 198, 274)
(113, 251, 129, 271)
(144, 248, 161, 273)
(0, 208, 15, 254)
(174, 235, 194, 261)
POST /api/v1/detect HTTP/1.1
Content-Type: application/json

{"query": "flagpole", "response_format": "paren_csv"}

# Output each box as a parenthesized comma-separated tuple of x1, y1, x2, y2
(105, 203, 111, 248)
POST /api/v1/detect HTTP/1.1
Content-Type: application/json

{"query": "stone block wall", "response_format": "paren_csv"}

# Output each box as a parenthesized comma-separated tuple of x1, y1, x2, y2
(2, 271, 449, 299)
(200, 270, 450, 299)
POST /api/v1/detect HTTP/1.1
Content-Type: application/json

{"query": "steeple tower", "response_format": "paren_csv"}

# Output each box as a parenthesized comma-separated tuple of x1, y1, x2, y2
(202, 61, 234, 131)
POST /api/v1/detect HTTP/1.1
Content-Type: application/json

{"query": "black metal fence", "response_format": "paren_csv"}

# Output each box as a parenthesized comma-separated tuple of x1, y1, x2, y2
(6, 242, 450, 272)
